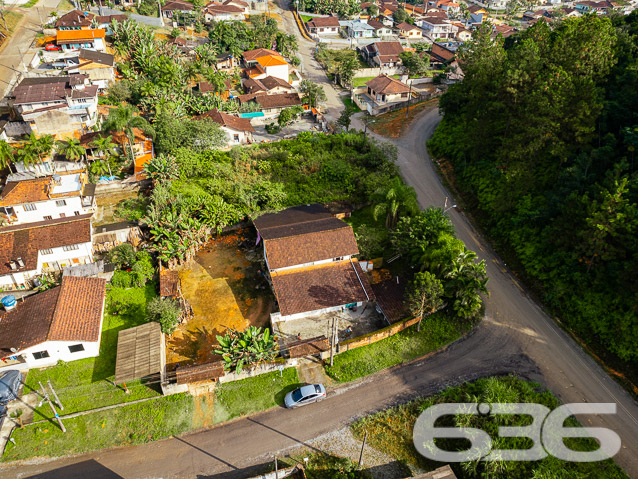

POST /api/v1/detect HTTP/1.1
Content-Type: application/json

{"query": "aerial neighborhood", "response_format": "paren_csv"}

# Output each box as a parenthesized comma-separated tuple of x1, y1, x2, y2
(0, 0, 636, 477)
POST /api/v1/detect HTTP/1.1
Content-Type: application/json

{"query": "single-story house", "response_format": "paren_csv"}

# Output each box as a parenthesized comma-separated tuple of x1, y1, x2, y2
(367, 19, 394, 37)
(397, 22, 422, 39)
(195, 108, 254, 146)
(56, 29, 106, 52)
(242, 76, 293, 95)
(365, 74, 410, 104)
(161, 0, 194, 18)
(306, 16, 340, 36)
(0, 276, 106, 370)
(341, 20, 375, 38)
(361, 41, 404, 67)
(254, 204, 375, 322)
(215, 53, 237, 72)
(202, 2, 246, 22)
(238, 92, 302, 116)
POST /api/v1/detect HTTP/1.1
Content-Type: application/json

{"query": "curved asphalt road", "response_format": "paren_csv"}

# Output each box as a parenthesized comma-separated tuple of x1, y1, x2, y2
(4, 103, 638, 479)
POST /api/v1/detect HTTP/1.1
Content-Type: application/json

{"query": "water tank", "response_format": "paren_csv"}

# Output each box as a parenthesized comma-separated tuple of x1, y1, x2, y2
(1, 296, 16, 312)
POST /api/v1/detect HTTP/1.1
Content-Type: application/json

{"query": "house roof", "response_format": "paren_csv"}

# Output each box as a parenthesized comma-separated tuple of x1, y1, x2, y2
(0, 177, 51, 207)
(271, 260, 373, 316)
(225, 0, 248, 6)
(96, 13, 128, 24)
(306, 16, 341, 28)
(397, 22, 419, 31)
(0, 276, 106, 356)
(371, 278, 408, 324)
(159, 270, 180, 297)
(243, 76, 292, 94)
(254, 204, 359, 270)
(204, 3, 244, 13)
(422, 16, 450, 25)
(79, 49, 114, 67)
(198, 79, 232, 93)
(12, 76, 80, 105)
(468, 5, 486, 13)
(256, 54, 288, 68)
(161, 0, 194, 10)
(366, 74, 410, 94)
(79, 127, 148, 147)
(56, 29, 106, 43)
(243, 48, 279, 62)
(373, 41, 404, 56)
(431, 42, 456, 62)
(55, 10, 95, 28)
(255, 93, 301, 109)
(367, 19, 388, 30)
(0, 215, 93, 275)
(195, 108, 255, 132)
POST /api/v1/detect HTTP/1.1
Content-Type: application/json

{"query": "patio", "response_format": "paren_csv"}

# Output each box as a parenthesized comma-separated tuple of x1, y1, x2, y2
(273, 303, 386, 356)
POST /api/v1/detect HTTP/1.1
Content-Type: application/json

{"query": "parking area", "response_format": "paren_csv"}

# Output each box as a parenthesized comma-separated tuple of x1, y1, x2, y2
(273, 302, 386, 353)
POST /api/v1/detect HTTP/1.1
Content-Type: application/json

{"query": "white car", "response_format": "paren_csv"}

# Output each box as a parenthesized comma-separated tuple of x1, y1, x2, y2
(284, 384, 326, 408)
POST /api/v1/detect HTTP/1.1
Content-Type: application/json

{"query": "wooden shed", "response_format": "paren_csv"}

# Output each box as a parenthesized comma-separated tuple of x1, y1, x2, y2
(114, 322, 165, 386)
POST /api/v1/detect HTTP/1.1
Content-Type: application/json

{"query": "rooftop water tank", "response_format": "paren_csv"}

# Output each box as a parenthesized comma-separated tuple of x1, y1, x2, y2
(1, 296, 16, 312)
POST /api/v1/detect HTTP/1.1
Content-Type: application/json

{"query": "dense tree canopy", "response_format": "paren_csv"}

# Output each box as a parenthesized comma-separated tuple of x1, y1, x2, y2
(429, 13, 638, 365)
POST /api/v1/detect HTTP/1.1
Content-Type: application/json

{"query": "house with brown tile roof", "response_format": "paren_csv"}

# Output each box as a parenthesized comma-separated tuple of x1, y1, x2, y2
(397, 22, 423, 38)
(0, 215, 94, 290)
(0, 169, 96, 226)
(195, 108, 254, 146)
(362, 41, 404, 67)
(0, 276, 106, 370)
(365, 74, 410, 104)
(242, 76, 293, 95)
(202, 1, 246, 22)
(306, 16, 341, 37)
(55, 10, 95, 30)
(254, 204, 374, 321)
(238, 92, 302, 117)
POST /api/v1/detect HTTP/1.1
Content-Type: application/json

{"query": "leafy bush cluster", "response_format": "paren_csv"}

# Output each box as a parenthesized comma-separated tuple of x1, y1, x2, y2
(107, 244, 155, 288)
(429, 15, 638, 364)
(146, 297, 182, 334)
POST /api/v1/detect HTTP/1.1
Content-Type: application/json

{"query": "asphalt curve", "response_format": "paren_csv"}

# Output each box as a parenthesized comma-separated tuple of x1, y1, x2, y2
(4, 111, 638, 479)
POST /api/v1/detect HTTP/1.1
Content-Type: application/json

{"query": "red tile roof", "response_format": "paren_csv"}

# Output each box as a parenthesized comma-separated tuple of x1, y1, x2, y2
(366, 74, 410, 95)
(162, 0, 194, 10)
(0, 276, 106, 355)
(55, 10, 95, 28)
(243, 48, 280, 62)
(271, 261, 374, 316)
(306, 16, 341, 28)
(371, 278, 408, 324)
(0, 215, 93, 275)
(0, 177, 51, 207)
(397, 22, 419, 31)
(195, 108, 255, 132)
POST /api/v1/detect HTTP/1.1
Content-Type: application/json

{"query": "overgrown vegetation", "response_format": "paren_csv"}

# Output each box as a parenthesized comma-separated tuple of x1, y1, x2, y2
(428, 15, 638, 373)
(214, 326, 278, 373)
(351, 376, 628, 478)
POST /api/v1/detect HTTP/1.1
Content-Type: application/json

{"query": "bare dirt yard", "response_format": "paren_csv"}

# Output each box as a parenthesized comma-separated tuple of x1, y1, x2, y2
(166, 230, 274, 370)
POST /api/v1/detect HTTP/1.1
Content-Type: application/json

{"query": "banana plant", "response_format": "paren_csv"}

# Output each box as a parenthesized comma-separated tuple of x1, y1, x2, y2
(214, 327, 278, 373)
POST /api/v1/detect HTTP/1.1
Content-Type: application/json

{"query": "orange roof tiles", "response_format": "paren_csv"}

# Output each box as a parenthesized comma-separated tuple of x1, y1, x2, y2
(256, 54, 288, 68)
(56, 29, 106, 43)
(0, 178, 50, 207)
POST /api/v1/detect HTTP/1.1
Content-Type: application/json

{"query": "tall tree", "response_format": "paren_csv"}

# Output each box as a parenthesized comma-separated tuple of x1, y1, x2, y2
(56, 138, 86, 163)
(103, 104, 155, 161)
(0, 139, 14, 172)
(299, 79, 327, 108)
(406, 271, 444, 331)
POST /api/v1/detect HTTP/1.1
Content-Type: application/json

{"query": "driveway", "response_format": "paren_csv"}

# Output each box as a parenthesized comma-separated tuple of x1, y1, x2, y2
(3, 108, 638, 479)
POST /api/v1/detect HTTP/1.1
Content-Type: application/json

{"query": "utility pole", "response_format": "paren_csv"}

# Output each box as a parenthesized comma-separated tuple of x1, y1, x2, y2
(39, 381, 65, 433)
(358, 431, 367, 467)
(47, 379, 64, 411)
(274, 456, 278, 479)
(405, 80, 412, 119)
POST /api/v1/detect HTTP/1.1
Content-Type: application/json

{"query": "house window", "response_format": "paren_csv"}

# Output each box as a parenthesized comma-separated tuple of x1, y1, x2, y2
(68, 344, 85, 353)
(43, 215, 52, 220)
(40, 248, 53, 255)
(63, 244, 80, 251)
(74, 211, 80, 216)
(24, 203, 37, 211)
(234, 134, 240, 142)
(33, 351, 50, 360)
(60, 213, 66, 218)
(334, 256, 344, 261)
(56, 200, 67, 207)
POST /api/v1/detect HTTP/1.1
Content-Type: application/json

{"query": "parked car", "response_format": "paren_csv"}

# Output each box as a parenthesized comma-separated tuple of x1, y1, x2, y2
(0, 370, 22, 406)
(45, 44, 60, 51)
(284, 384, 326, 408)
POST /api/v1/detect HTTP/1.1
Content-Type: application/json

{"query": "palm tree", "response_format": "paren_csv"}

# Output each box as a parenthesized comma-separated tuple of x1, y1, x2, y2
(372, 177, 419, 229)
(102, 104, 154, 162)
(23, 133, 55, 164)
(55, 138, 86, 163)
(0, 139, 15, 172)
(90, 135, 117, 160)
(14, 143, 40, 170)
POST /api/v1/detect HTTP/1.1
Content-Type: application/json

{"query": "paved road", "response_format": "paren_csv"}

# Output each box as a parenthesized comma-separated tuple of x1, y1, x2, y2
(276, 0, 344, 123)
(5, 102, 638, 479)
(0, 0, 61, 97)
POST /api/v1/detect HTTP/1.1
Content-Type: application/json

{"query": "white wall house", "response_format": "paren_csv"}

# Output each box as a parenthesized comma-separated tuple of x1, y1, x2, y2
(419, 17, 459, 40)
(0, 215, 94, 290)
(0, 170, 96, 226)
(0, 276, 106, 370)
(9, 75, 99, 136)
(195, 108, 255, 147)
(254, 204, 375, 322)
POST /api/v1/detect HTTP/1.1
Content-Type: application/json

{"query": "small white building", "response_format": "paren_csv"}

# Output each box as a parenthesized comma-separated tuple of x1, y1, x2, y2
(0, 276, 106, 370)
(0, 214, 94, 290)
(305, 16, 341, 37)
(195, 108, 255, 146)
(56, 29, 106, 53)
(0, 169, 96, 226)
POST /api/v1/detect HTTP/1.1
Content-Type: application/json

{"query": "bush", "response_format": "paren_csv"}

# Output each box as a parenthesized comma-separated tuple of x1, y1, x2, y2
(265, 122, 281, 134)
(131, 252, 154, 287)
(146, 297, 182, 334)
(107, 244, 137, 269)
(111, 270, 133, 288)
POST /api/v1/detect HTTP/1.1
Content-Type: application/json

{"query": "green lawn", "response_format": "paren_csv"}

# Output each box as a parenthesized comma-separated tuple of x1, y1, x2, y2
(3, 393, 193, 461)
(4, 368, 301, 462)
(341, 96, 362, 113)
(213, 367, 301, 423)
(24, 283, 160, 420)
(300, 14, 312, 23)
(325, 314, 466, 382)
